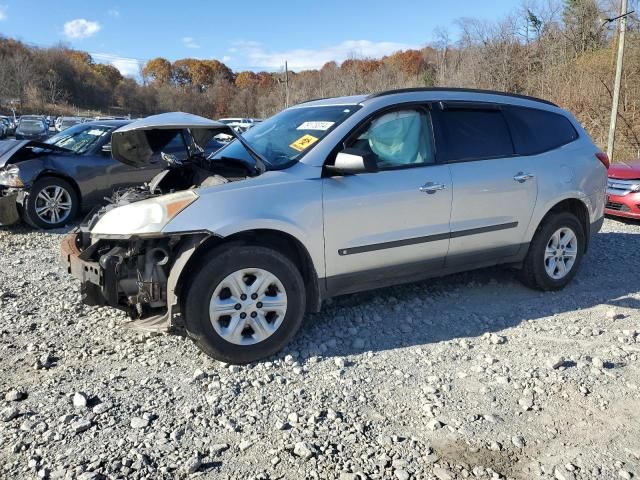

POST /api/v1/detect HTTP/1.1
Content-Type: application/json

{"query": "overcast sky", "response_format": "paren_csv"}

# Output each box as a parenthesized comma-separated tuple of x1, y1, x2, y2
(0, 0, 520, 76)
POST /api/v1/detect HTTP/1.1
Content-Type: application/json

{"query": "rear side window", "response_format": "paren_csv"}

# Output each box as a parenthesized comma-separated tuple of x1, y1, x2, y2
(504, 106, 578, 155)
(436, 107, 514, 162)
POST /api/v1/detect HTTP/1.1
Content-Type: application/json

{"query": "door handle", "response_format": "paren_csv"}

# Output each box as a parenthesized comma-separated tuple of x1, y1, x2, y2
(513, 172, 535, 183)
(419, 182, 447, 194)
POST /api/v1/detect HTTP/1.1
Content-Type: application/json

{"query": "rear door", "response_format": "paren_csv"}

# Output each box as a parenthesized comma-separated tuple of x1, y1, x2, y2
(432, 102, 538, 265)
(322, 106, 452, 293)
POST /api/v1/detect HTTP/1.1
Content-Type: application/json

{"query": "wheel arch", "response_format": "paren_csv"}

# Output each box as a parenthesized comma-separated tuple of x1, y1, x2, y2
(176, 229, 322, 314)
(534, 197, 591, 252)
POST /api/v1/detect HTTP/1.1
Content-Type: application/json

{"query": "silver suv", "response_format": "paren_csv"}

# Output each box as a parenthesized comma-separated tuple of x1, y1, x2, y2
(62, 88, 608, 364)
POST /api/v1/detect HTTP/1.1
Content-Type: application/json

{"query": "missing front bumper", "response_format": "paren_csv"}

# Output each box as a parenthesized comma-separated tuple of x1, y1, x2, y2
(60, 232, 116, 307)
(61, 231, 210, 332)
(0, 192, 20, 226)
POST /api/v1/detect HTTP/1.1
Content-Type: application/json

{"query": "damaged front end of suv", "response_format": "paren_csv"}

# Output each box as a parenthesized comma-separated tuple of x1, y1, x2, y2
(61, 112, 263, 331)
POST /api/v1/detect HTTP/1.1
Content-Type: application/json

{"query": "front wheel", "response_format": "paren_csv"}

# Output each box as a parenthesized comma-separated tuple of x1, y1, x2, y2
(23, 177, 79, 229)
(184, 245, 306, 364)
(519, 212, 585, 291)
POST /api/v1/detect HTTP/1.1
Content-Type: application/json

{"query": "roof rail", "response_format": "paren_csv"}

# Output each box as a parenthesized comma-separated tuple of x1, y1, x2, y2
(295, 97, 330, 105)
(366, 87, 558, 107)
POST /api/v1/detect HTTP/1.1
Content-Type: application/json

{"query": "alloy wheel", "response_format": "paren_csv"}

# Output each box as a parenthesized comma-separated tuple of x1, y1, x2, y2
(34, 186, 73, 225)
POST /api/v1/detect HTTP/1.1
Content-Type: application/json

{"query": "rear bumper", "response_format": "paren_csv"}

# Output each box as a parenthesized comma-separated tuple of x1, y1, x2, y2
(605, 192, 640, 219)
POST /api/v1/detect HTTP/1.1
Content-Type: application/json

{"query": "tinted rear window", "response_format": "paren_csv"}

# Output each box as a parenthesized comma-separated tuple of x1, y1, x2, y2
(504, 106, 578, 155)
(437, 107, 514, 161)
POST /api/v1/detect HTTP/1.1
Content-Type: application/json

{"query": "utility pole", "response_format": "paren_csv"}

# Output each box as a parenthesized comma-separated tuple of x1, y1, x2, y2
(284, 61, 290, 108)
(607, 0, 629, 161)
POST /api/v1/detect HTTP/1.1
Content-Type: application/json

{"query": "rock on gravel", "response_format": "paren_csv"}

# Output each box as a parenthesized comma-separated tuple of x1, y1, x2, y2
(130, 417, 150, 429)
(1, 406, 19, 422)
(4, 388, 26, 401)
(183, 454, 202, 474)
(72, 392, 88, 409)
(547, 356, 565, 369)
(293, 441, 315, 460)
(71, 419, 93, 434)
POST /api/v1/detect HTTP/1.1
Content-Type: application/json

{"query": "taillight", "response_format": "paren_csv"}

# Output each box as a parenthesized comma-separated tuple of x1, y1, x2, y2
(595, 152, 610, 169)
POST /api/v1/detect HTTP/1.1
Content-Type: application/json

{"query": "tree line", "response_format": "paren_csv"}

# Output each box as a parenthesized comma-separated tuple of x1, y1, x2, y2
(0, 0, 638, 160)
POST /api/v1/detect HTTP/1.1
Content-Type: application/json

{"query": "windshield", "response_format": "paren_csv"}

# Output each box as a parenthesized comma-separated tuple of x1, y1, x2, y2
(18, 120, 45, 133)
(61, 118, 81, 128)
(44, 123, 112, 154)
(211, 105, 360, 168)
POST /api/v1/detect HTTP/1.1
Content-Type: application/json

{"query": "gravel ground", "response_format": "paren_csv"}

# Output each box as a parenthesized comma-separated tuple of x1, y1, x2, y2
(1, 218, 639, 480)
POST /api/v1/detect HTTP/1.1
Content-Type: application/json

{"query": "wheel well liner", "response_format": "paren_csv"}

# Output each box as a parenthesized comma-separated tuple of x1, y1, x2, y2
(176, 229, 322, 314)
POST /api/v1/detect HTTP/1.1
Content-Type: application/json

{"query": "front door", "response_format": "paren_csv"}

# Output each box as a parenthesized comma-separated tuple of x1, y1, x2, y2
(322, 107, 452, 294)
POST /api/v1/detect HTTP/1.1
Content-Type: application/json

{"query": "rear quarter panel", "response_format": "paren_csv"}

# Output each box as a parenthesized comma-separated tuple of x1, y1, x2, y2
(524, 132, 607, 244)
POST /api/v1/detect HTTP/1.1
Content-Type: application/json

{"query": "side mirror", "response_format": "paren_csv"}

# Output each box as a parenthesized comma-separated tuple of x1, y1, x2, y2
(101, 143, 112, 154)
(326, 148, 378, 175)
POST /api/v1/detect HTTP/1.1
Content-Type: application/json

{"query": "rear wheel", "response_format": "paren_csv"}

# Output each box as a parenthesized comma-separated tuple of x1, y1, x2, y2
(184, 245, 306, 364)
(23, 177, 79, 229)
(519, 212, 584, 291)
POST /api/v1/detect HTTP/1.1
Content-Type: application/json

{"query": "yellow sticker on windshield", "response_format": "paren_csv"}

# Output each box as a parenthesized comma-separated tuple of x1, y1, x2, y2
(289, 134, 318, 152)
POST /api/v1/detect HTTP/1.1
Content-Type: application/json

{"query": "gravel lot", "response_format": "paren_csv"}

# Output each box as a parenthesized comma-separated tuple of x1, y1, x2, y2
(1, 218, 639, 480)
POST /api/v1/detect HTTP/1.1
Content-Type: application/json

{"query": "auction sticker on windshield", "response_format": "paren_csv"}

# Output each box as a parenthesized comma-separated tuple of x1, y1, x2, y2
(290, 134, 319, 152)
(297, 121, 334, 131)
(87, 129, 106, 136)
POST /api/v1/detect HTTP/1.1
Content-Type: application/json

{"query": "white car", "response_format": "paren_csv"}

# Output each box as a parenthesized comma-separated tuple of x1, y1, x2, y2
(218, 117, 257, 133)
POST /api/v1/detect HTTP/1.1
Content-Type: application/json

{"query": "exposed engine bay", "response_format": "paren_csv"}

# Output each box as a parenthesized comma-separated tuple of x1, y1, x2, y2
(62, 228, 208, 328)
(69, 155, 253, 324)
(81, 149, 254, 229)
(63, 116, 264, 330)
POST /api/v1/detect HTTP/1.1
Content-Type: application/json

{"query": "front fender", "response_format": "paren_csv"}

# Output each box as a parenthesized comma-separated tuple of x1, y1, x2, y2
(162, 176, 325, 277)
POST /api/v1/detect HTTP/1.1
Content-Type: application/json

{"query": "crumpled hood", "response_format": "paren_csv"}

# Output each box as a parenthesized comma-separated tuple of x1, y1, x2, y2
(111, 112, 235, 168)
(608, 160, 640, 180)
(0, 139, 70, 169)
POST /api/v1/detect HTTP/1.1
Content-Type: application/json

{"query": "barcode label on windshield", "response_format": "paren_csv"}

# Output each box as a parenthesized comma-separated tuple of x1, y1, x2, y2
(297, 121, 334, 131)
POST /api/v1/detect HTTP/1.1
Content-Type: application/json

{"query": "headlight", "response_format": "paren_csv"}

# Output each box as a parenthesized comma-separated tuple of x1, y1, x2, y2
(0, 165, 24, 187)
(91, 190, 198, 236)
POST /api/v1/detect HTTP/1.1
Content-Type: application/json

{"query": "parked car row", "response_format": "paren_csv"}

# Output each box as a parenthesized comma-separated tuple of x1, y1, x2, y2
(0, 114, 135, 139)
(218, 117, 262, 133)
(0, 116, 17, 138)
(1, 87, 635, 364)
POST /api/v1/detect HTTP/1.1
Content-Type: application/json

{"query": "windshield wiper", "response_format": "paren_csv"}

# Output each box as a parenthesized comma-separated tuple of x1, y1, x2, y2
(229, 131, 268, 173)
(31, 141, 74, 153)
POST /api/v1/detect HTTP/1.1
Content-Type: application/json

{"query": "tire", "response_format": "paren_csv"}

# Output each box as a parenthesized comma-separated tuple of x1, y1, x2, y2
(519, 211, 585, 291)
(23, 177, 79, 229)
(184, 244, 306, 364)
